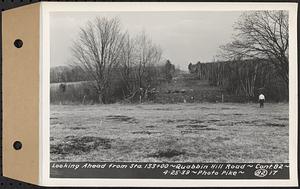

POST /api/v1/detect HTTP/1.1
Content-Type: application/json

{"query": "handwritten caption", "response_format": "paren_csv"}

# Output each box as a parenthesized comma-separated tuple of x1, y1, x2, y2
(51, 162, 289, 179)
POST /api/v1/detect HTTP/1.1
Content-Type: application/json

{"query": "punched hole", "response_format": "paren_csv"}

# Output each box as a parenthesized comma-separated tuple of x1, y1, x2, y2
(14, 39, 23, 48)
(13, 141, 22, 150)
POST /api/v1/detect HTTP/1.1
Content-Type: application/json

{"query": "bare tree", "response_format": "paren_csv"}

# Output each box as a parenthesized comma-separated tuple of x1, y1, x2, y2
(134, 32, 162, 89)
(71, 17, 125, 103)
(119, 33, 136, 99)
(220, 11, 289, 86)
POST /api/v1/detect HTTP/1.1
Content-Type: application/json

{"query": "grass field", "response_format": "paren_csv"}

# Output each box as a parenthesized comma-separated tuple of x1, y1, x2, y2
(50, 103, 289, 163)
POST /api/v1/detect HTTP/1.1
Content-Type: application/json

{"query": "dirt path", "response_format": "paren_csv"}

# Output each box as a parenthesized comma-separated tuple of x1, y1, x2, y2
(156, 72, 224, 103)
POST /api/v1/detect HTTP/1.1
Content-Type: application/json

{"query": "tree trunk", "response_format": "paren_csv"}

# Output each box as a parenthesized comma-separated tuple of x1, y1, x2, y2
(98, 93, 104, 104)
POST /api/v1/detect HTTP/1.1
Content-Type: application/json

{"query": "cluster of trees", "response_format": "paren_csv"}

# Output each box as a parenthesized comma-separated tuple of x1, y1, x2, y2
(220, 11, 289, 88)
(61, 17, 176, 103)
(188, 10, 289, 102)
(163, 60, 176, 83)
(51, 10, 289, 103)
(188, 59, 287, 101)
(50, 58, 176, 104)
(51, 17, 177, 104)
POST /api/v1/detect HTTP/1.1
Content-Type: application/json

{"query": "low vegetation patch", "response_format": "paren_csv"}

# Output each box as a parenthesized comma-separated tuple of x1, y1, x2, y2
(106, 115, 138, 124)
(71, 127, 88, 130)
(198, 127, 218, 131)
(181, 130, 199, 134)
(213, 136, 231, 142)
(148, 149, 186, 158)
(233, 113, 243, 115)
(50, 120, 63, 125)
(200, 107, 212, 110)
(50, 136, 112, 155)
(276, 117, 288, 121)
(265, 123, 286, 127)
(207, 119, 220, 123)
(152, 107, 175, 111)
(50, 117, 61, 124)
(163, 119, 205, 124)
(234, 120, 254, 125)
(176, 124, 207, 129)
(189, 120, 205, 124)
(217, 122, 234, 126)
(162, 119, 183, 123)
(132, 131, 161, 135)
(221, 107, 236, 110)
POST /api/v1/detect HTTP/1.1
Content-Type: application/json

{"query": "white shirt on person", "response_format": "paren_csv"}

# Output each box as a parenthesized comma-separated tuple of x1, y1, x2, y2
(259, 94, 265, 100)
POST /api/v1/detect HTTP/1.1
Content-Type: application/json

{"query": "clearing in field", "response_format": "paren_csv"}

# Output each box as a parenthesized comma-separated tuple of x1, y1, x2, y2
(50, 103, 288, 163)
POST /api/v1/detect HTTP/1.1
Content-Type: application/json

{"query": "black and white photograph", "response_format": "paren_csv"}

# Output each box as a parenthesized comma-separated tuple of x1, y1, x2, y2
(46, 3, 297, 184)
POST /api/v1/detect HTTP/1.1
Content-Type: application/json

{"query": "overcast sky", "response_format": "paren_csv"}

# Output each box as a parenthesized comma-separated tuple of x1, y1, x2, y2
(50, 11, 242, 70)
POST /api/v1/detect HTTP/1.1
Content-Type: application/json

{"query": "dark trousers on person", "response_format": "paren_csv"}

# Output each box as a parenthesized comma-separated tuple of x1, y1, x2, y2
(259, 99, 264, 108)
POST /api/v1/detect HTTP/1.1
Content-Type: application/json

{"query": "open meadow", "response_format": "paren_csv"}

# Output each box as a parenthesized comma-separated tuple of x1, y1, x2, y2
(50, 103, 289, 163)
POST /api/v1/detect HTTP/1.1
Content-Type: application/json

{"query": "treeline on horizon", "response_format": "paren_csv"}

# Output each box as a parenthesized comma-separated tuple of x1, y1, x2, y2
(51, 58, 288, 104)
(188, 59, 288, 102)
(50, 61, 176, 84)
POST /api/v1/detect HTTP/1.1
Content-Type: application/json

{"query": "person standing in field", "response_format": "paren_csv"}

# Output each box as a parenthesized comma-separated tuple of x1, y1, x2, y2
(258, 93, 265, 108)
